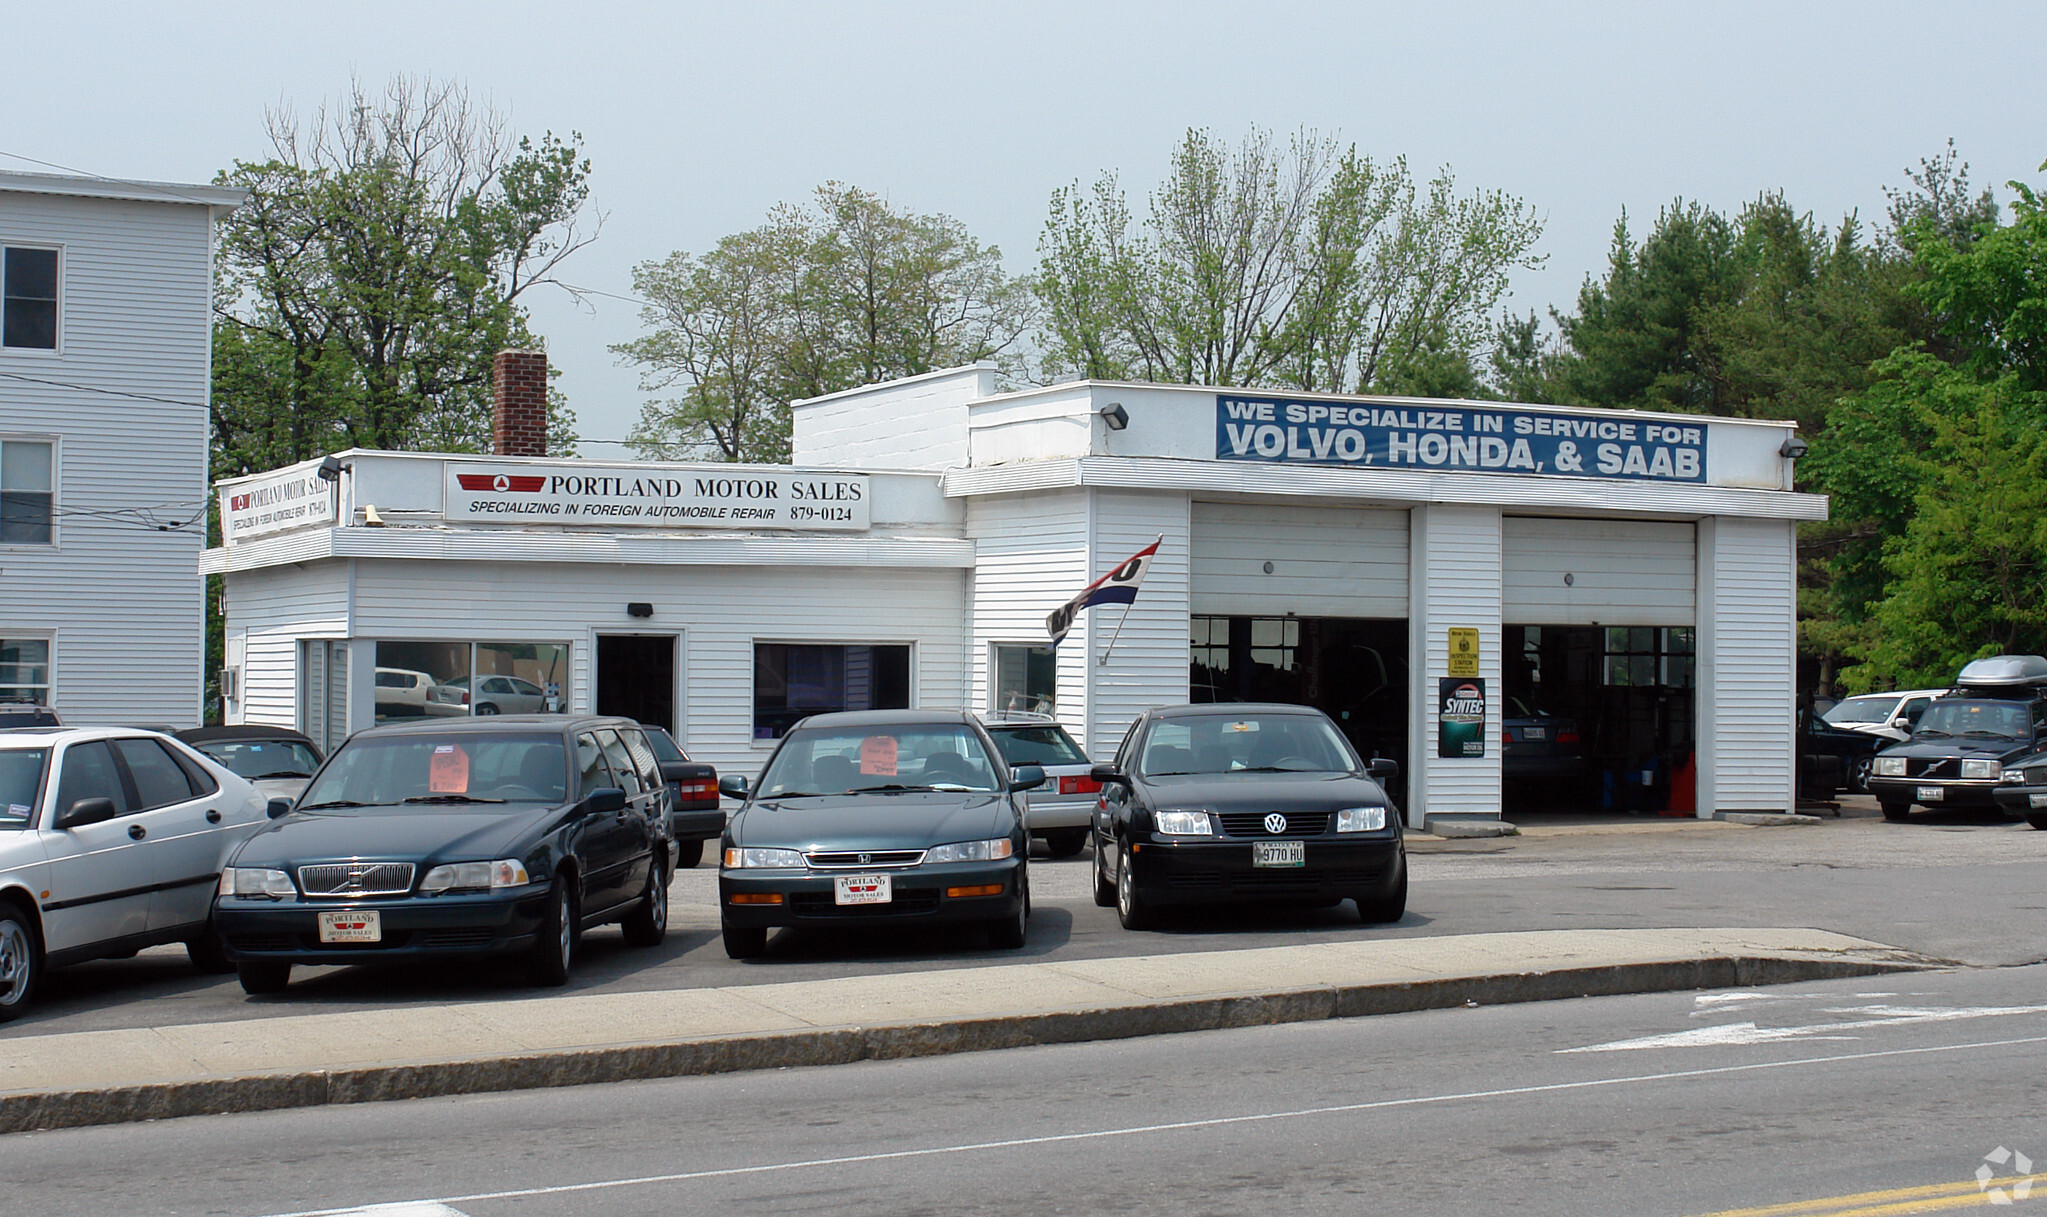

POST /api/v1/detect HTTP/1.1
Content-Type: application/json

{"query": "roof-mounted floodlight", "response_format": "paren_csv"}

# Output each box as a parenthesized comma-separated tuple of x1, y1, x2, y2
(1779, 436, 1809, 459)
(1099, 402, 1129, 432)
(316, 455, 343, 482)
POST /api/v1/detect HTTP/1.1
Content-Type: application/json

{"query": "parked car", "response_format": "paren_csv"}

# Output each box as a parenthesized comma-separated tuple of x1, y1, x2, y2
(432, 674, 555, 716)
(1821, 689, 1945, 746)
(0, 701, 60, 729)
(976, 712, 1095, 857)
(1088, 703, 1405, 929)
(175, 725, 324, 802)
(1798, 708, 1887, 797)
(373, 667, 443, 717)
(0, 726, 271, 1022)
(716, 709, 1040, 959)
(1866, 655, 2047, 822)
(1501, 696, 1581, 781)
(212, 715, 673, 995)
(642, 726, 722, 867)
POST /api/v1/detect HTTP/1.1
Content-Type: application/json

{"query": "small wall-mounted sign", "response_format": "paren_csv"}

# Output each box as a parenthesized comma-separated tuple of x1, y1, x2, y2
(1438, 678, 1486, 759)
(1447, 627, 1480, 677)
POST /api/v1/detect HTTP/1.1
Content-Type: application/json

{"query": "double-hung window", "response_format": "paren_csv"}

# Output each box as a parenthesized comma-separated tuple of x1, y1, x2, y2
(0, 639, 51, 705)
(0, 440, 53, 545)
(2, 247, 58, 350)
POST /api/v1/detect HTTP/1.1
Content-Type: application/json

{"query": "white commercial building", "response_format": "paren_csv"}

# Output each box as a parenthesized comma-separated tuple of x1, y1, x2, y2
(208, 362, 1825, 824)
(0, 170, 243, 725)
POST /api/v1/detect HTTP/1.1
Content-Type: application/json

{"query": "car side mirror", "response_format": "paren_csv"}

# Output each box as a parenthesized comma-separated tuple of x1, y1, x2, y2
(1089, 763, 1128, 786)
(587, 787, 627, 814)
(1368, 757, 1400, 780)
(266, 797, 295, 819)
(1010, 764, 1046, 792)
(55, 797, 118, 830)
(718, 774, 750, 800)
(1892, 717, 1913, 730)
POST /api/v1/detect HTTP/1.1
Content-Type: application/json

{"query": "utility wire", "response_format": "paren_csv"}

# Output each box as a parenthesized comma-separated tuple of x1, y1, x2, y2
(0, 149, 229, 208)
(0, 369, 210, 410)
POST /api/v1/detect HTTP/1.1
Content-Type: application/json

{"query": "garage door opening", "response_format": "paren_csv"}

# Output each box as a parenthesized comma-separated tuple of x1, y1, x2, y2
(1503, 625, 1695, 813)
(596, 634, 677, 736)
(1191, 615, 1408, 803)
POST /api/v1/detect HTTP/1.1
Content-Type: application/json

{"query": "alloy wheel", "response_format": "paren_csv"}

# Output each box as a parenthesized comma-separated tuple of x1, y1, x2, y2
(0, 916, 31, 1009)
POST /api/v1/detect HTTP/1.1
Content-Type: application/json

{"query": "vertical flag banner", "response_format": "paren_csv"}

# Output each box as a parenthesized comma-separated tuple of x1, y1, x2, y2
(1046, 538, 1162, 647)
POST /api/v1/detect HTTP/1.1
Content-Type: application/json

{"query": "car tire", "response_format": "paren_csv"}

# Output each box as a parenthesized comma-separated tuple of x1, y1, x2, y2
(1115, 843, 1153, 930)
(1092, 833, 1117, 907)
(1043, 830, 1087, 859)
(988, 871, 1029, 949)
(620, 860, 668, 948)
(186, 921, 235, 974)
(673, 838, 705, 869)
(2028, 815, 2047, 831)
(722, 923, 767, 959)
(0, 904, 41, 1024)
(1849, 755, 1874, 794)
(527, 876, 576, 986)
(1355, 853, 1409, 924)
(475, 703, 500, 716)
(236, 961, 290, 995)
(1879, 801, 1912, 823)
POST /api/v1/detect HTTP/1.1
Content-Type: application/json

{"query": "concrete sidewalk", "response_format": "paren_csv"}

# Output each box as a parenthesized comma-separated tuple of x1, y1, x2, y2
(0, 927, 1935, 1135)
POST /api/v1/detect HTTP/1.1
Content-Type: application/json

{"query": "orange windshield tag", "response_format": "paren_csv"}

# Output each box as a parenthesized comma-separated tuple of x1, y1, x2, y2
(860, 736, 898, 776)
(429, 744, 470, 793)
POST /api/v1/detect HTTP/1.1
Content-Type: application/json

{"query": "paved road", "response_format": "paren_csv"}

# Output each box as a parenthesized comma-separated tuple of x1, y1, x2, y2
(8, 798, 2042, 1038)
(8, 963, 2045, 1216)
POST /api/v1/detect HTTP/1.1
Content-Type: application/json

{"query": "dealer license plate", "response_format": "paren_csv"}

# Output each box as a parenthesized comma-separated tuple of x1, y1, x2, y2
(834, 874, 891, 905)
(1252, 841, 1304, 868)
(317, 910, 380, 943)
(1917, 786, 1945, 802)
(2029, 793, 2047, 809)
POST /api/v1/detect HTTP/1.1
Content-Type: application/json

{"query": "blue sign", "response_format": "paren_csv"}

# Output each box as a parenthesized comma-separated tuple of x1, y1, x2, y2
(1215, 395, 1707, 483)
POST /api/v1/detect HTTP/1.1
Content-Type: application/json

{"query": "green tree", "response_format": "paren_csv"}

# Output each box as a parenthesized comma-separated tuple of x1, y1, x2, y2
(1034, 126, 1545, 393)
(211, 74, 595, 479)
(619, 184, 1033, 463)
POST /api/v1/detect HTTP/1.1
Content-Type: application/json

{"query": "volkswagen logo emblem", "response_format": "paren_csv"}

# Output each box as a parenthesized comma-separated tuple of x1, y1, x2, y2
(1264, 812, 1287, 835)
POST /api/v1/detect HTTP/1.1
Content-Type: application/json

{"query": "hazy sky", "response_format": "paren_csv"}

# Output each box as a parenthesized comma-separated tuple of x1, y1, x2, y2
(7, 1, 2043, 452)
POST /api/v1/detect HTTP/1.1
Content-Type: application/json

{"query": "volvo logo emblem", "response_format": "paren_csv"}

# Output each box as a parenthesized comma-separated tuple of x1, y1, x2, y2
(1264, 813, 1287, 835)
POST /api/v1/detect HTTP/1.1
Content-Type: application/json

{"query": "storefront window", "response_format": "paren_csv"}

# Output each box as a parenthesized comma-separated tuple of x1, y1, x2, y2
(992, 644, 1056, 716)
(1602, 627, 1695, 689)
(0, 638, 50, 704)
(374, 641, 569, 723)
(753, 643, 911, 740)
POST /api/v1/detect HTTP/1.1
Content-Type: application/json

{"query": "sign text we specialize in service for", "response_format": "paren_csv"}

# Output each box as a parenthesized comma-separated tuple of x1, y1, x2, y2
(1215, 395, 1707, 483)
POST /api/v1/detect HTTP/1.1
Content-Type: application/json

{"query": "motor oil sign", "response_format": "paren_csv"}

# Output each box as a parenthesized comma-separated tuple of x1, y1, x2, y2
(1438, 678, 1486, 759)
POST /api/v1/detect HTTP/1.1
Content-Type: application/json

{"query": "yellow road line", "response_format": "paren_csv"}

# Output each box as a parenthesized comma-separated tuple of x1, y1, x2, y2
(1687, 1173, 2047, 1216)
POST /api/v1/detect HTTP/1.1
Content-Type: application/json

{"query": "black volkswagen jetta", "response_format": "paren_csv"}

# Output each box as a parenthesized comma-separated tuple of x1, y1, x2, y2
(716, 710, 1043, 958)
(1091, 703, 1406, 929)
(214, 715, 673, 994)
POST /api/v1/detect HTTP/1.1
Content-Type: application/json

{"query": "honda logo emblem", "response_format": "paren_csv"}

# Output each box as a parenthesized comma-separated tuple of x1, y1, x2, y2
(859, 853, 872, 865)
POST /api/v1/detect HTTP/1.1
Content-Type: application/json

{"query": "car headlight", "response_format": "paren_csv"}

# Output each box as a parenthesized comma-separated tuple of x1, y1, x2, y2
(1152, 809, 1215, 836)
(723, 846, 805, 868)
(2002, 768, 2029, 785)
(418, 859, 531, 893)
(1337, 806, 1389, 833)
(925, 838, 1015, 864)
(219, 868, 296, 899)
(1962, 758, 2000, 780)
(1874, 756, 1907, 777)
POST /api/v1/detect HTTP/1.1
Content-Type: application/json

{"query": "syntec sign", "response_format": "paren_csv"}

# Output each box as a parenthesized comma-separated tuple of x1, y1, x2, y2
(1214, 395, 1708, 483)
(442, 463, 870, 531)
(221, 460, 336, 544)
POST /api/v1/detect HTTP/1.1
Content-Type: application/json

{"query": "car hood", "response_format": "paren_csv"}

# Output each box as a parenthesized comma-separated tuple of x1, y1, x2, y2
(1140, 771, 1393, 810)
(732, 793, 1014, 851)
(230, 803, 569, 866)
(1881, 737, 2033, 763)
(250, 776, 311, 802)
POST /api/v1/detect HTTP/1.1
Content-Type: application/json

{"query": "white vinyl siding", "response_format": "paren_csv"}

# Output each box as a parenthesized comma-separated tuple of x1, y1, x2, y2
(1190, 501, 1408, 618)
(1406, 504, 1503, 827)
(1083, 490, 1191, 761)
(966, 489, 1090, 733)
(1696, 516, 1796, 814)
(1503, 517, 1696, 625)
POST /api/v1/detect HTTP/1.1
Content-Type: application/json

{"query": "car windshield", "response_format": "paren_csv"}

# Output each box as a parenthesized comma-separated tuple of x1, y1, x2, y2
(196, 739, 320, 780)
(643, 727, 687, 765)
(985, 724, 1088, 766)
(0, 749, 47, 829)
(1140, 713, 1359, 776)
(1912, 699, 2030, 740)
(759, 724, 1002, 796)
(297, 732, 569, 809)
(1823, 697, 1899, 726)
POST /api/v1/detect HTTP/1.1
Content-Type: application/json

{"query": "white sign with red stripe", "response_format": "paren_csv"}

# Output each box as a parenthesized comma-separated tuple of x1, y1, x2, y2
(442, 463, 870, 531)
(221, 458, 337, 545)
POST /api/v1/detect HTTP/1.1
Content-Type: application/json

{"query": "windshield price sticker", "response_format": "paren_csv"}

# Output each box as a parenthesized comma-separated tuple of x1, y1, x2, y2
(835, 874, 891, 905)
(429, 744, 470, 793)
(860, 736, 898, 776)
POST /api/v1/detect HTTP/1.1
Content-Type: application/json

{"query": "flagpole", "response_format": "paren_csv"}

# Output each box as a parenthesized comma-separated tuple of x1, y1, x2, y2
(1097, 534, 1163, 668)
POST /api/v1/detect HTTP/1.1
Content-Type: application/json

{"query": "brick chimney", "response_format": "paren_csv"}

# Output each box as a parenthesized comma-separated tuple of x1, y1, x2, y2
(492, 349, 549, 457)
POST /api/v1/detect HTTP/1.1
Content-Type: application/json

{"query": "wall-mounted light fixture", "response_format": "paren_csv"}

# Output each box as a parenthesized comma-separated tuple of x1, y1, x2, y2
(1099, 402, 1129, 432)
(1779, 436, 1809, 459)
(627, 602, 654, 618)
(316, 455, 343, 482)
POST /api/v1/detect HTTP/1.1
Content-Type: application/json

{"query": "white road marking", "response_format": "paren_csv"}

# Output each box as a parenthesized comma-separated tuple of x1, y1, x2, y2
(1569, 1002, 2047, 1052)
(298, 1207, 467, 1217)
(248, 1032, 2047, 1217)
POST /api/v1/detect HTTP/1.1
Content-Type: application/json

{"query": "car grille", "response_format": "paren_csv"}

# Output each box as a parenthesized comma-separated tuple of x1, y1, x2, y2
(1904, 757, 1957, 779)
(297, 862, 416, 897)
(1216, 811, 1331, 837)
(788, 889, 942, 916)
(1164, 866, 1385, 893)
(2026, 766, 2047, 785)
(804, 850, 927, 869)
(414, 928, 498, 948)
(226, 934, 295, 953)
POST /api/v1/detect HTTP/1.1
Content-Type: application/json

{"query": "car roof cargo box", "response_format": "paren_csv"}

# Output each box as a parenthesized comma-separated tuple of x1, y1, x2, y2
(1954, 654, 2047, 693)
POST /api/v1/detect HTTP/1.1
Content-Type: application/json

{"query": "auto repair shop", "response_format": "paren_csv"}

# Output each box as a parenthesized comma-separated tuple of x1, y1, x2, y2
(206, 357, 1824, 826)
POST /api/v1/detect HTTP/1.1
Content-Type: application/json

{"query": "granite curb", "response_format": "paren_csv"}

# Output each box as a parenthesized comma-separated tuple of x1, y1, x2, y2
(0, 950, 1930, 1136)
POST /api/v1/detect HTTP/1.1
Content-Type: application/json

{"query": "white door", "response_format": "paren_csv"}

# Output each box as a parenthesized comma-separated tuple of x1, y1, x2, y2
(38, 740, 155, 955)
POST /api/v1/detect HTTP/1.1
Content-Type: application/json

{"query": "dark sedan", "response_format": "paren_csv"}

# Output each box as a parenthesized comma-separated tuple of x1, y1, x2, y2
(1867, 696, 2041, 821)
(213, 715, 672, 994)
(716, 710, 1042, 959)
(1089, 703, 1406, 929)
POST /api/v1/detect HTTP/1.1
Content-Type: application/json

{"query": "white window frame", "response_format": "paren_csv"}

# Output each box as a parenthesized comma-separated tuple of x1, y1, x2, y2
(0, 433, 58, 549)
(750, 638, 918, 748)
(0, 244, 63, 356)
(0, 632, 55, 707)
(989, 640, 1058, 716)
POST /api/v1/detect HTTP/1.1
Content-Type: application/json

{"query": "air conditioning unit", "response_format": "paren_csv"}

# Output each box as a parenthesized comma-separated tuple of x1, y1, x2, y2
(220, 665, 241, 701)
